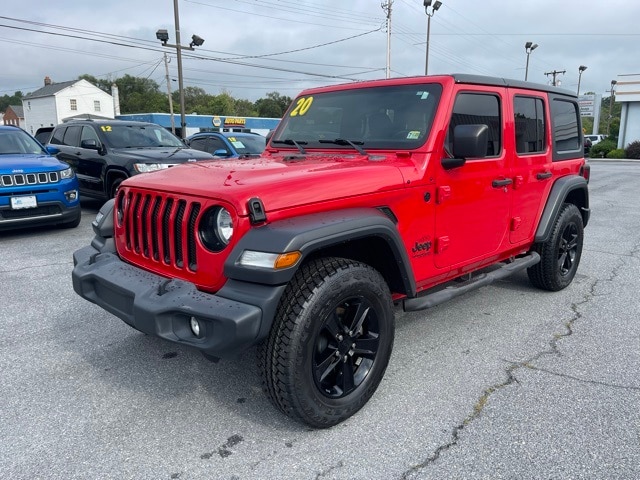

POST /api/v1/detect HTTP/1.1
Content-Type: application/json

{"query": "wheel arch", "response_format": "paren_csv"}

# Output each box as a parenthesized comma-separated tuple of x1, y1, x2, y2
(104, 167, 129, 197)
(535, 175, 590, 243)
(224, 208, 416, 297)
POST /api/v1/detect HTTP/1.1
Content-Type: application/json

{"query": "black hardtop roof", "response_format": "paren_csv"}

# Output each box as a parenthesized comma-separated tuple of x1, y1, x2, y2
(63, 119, 161, 127)
(450, 73, 577, 98)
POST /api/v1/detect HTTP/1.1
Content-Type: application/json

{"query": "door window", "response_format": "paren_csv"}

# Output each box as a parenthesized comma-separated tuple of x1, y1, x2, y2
(449, 93, 502, 157)
(514, 96, 546, 154)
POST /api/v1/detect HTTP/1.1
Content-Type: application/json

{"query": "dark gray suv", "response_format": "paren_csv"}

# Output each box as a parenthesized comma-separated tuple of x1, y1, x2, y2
(48, 120, 214, 199)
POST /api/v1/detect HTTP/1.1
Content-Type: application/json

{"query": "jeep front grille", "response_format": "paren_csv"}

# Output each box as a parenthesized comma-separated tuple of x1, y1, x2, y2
(0, 171, 60, 187)
(119, 191, 201, 272)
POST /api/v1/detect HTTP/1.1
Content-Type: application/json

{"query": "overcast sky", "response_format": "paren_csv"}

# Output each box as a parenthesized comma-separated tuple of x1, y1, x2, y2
(1, 0, 638, 103)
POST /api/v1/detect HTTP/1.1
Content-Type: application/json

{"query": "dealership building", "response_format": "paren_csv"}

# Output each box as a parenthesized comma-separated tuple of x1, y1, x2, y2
(615, 74, 640, 149)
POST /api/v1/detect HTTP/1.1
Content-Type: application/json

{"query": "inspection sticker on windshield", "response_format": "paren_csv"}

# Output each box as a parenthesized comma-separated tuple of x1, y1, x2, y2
(11, 195, 37, 209)
(407, 131, 421, 139)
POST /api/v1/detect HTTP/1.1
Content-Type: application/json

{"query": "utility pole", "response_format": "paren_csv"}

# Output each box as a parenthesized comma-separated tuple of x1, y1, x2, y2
(381, 0, 393, 79)
(163, 53, 176, 135)
(544, 69, 566, 87)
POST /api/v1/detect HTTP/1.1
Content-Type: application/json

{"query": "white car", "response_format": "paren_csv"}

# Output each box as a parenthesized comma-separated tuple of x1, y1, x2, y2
(585, 134, 607, 145)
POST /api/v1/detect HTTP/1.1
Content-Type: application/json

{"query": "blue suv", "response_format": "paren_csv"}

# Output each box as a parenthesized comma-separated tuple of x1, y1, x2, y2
(0, 125, 81, 230)
(186, 131, 266, 158)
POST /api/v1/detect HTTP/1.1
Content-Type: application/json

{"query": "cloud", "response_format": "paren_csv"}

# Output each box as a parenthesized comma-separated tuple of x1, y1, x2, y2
(2, 0, 639, 101)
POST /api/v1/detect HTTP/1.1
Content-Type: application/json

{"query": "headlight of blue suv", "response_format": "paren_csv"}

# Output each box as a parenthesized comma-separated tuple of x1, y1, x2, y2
(199, 207, 233, 252)
(60, 167, 75, 179)
(134, 163, 176, 173)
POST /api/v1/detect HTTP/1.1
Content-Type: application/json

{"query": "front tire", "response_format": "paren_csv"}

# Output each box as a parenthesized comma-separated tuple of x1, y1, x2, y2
(528, 203, 584, 291)
(258, 257, 394, 428)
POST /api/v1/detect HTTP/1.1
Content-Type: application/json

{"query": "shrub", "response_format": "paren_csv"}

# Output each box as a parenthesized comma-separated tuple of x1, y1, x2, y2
(606, 149, 626, 159)
(590, 139, 617, 158)
(624, 140, 640, 159)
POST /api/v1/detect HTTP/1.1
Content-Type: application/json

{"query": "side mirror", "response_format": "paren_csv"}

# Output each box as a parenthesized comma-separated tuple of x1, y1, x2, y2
(81, 139, 101, 150)
(265, 129, 275, 145)
(213, 149, 231, 157)
(46, 145, 60, 155)
(442, 124, 489, 170)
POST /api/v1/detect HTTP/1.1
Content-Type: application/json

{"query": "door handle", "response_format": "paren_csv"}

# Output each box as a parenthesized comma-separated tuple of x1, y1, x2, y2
(492, 178, 513, 188)
(536, 171, 552, 180)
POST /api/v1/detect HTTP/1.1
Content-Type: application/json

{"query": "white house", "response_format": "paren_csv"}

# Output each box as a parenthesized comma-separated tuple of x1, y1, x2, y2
(615, 74, 640, 149)
(22, 77, 115, 135)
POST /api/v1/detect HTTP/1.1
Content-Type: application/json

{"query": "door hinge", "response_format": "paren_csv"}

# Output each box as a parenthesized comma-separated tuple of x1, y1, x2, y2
(436, 236, 450, 253)
(436, 186, 451, 204)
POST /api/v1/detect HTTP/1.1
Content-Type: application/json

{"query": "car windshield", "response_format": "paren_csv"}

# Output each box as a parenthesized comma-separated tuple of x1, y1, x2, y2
(0, 129, 46, 156)
(101, 124, 185, 149)
(226, 135, 266, 155)
(273, 83, 442, 150)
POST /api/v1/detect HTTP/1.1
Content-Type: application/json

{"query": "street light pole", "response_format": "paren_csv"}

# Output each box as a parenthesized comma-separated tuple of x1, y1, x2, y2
(156, 1, 204, 139)
(173, 0, 187, 139)
(608, 79, 617, 135)
(524, 41, 538, 81)
(577, 65, 587, 96)
(163, 53, 176, 135)
(424, 1, 442, 76)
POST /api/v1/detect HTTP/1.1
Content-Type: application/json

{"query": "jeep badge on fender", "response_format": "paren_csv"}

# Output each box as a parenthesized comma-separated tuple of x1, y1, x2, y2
(72, 74, 589, 428)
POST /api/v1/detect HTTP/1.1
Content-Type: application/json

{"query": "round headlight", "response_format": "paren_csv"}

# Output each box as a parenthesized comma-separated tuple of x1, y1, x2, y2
(216, 208, 233, 244)
(199, 207, 233, 251)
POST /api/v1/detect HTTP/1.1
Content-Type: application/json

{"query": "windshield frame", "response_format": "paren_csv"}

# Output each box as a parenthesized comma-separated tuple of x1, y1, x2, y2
(273, 83, 443, 151)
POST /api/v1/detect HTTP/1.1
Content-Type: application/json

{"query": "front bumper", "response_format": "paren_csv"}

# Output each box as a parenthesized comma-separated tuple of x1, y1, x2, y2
(0, 201, 80, 230)
(72, 245, 283, 357)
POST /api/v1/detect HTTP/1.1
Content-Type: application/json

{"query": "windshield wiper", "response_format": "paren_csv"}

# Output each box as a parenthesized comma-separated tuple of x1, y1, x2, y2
(271, 139, 307, 154)
(318, 138, 367, 156)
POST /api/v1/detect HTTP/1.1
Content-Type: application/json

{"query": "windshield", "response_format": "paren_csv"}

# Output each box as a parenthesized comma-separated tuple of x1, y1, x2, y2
(101, 124, 185, 149)
(226, 135, 266, 155)
(0, 129, 46, 156)
(273, 83, 442, 150)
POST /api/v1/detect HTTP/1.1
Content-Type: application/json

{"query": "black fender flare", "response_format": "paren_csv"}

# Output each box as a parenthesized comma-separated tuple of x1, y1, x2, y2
(535, 175, 589, 243)
(224, 207, 416, 294)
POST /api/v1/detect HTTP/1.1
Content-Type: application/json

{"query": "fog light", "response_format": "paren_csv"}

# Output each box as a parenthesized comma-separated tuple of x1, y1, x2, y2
(190, 316, 201, 337)
(65, 189, 78, 202)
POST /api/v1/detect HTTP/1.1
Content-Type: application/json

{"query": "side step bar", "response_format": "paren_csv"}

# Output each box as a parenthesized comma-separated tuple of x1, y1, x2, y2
(403, 252, 540, 312)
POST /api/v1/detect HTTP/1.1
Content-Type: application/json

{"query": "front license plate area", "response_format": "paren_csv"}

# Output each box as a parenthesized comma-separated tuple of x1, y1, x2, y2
(10, 195, 37, 209)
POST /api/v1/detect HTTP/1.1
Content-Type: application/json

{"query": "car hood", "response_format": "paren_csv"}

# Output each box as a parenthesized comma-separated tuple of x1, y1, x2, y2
(0, 154, 66, 172)
(125, 152, 410, 216)
(109, 147, 213, 162)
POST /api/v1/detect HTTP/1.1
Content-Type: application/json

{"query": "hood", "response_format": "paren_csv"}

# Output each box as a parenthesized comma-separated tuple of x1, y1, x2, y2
(0, 154, 66, 172)
(109, 147, 213, 163)
(125, 152, 409, 216)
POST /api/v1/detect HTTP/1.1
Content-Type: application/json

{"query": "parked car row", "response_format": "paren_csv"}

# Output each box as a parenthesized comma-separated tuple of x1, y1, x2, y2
(1, 121, 268, 231)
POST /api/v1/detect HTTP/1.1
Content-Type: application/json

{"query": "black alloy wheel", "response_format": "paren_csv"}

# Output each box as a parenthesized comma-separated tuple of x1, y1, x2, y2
(313, 298, 380, 398)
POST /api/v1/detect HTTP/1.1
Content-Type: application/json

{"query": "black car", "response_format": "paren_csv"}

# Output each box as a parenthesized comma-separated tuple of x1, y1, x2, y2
(47, 120, 214, 199)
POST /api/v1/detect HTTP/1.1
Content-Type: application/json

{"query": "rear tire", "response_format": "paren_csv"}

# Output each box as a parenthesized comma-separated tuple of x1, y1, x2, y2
(258, 257, 394, 428)
(528, 203, 584, 291)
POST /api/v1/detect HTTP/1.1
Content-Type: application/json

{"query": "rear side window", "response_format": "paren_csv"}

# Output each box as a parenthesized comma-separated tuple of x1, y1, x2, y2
(62, 126, 81, 147)
(550, 97, 581, 159)
(449, 93, 502, 157)
(189, 137, 207, 151)
(514, 96, 546, 154)
(50, 127, 66, 145)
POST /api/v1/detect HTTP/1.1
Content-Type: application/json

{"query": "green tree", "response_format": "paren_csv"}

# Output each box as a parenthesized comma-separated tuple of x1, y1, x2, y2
(234, 98, 257, 117)
(0, 91, 24, 113)
(77, 74, 112, 93)
(255, 91, 291, 118)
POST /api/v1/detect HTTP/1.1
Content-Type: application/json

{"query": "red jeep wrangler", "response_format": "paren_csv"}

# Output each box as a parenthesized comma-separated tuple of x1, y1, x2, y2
(73, 75, 590, 427)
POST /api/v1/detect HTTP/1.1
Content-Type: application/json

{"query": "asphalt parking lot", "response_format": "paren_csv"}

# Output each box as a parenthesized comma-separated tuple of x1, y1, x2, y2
(1, 161, 639, 480)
